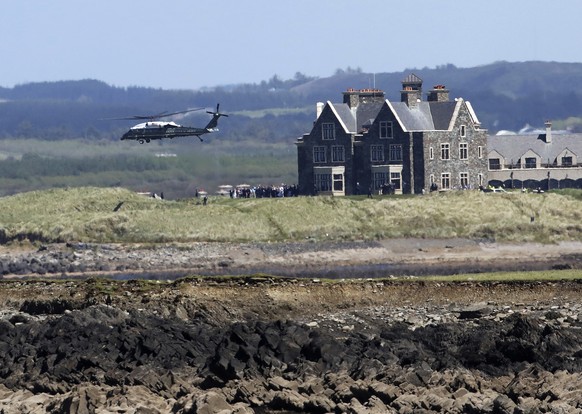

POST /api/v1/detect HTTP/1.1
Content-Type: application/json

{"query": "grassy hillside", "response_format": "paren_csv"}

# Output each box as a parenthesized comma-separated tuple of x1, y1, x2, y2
(1, 187, 581, 244)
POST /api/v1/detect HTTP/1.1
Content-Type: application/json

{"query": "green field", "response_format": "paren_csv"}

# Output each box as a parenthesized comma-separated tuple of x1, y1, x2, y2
(0, 138, 298, 199)
(1, 186, 582, 244)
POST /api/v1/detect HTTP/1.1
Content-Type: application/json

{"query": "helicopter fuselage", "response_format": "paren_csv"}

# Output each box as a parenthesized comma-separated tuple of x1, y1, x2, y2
(121, 121, 215, 143)
(117, 104, 226, 144)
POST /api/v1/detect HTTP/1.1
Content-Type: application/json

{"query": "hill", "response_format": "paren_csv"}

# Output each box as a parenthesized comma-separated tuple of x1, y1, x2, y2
(1, 61, 582, 141)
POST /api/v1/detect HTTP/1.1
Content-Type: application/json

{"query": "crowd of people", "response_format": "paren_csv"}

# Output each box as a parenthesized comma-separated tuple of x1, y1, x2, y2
(230, 184, 299, 198)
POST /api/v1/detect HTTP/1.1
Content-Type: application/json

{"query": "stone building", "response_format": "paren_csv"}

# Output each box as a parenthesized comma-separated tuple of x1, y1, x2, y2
(296, 74, 488, 195)
(487, 123, 582, 190)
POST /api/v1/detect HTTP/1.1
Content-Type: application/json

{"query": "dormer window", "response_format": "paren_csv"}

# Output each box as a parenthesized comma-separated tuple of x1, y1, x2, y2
(322, 123, 335, 140)
(380, 121, 393, 139)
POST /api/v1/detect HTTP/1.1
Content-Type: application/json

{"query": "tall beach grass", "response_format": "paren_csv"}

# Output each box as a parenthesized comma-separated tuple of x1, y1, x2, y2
(0, 187, 581, 244)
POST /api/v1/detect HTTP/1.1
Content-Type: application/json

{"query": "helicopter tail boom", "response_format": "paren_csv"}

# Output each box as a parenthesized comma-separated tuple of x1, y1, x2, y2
(205, 103, 228, 131)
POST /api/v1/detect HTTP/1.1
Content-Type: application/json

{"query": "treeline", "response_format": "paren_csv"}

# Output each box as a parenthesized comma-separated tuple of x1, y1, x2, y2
(2, 62, 582, 140)
(0, 153, 171, 179)
(0, 149, 298, 199)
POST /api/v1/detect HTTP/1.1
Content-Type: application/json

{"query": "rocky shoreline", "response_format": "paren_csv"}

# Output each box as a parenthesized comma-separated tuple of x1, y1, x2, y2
(0, 241, 582, 413)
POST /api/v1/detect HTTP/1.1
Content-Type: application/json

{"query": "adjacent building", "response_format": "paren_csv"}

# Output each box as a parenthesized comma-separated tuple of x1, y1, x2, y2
(296, 74, 489, 195)
(487, 123, 582, 190)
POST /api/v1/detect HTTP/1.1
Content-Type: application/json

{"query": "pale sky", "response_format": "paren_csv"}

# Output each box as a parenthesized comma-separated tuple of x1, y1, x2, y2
(1, 0, 581, 90)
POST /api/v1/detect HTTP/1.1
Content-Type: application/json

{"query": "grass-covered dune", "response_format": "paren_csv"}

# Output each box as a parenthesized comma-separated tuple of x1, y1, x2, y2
(1, 187, 582, 244)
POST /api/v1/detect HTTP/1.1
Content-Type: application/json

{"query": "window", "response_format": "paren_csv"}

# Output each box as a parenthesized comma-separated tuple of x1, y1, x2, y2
(390, 172, 401, 190)
(389, 144, 402, 161)
(525, 157, 537, 169)
(459, 143, 468, 160)
(371, 145, 384, 162)
(429, 146, 434, 160)
(441, 143, 450, 160)
(314, 166, 345, 195)
(441, 173, 450, 190)
(313, 146, 326, 163)
(322, 123, 335, 140)
(333, 173, 344, 191)
(489, 159, 501, 170)
(460, 172, 469, 189)
(331, 145, 345, 162)
(314, 173, 332, 191)
(373, 171, 389, 190)
(379, 121, 393, 139)
(478, 146, 483, 159)
(562, 156, 573, 166)
(460, 125, 466, 137)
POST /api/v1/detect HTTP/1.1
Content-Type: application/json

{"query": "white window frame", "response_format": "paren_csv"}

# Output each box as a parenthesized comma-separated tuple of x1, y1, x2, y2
(460, 172, 469, 189)
(441, 172, 451, 189)
(429, 146, 434, 160)
(459, 142, 468, 160)
(331, 145, 345, 162)
(313, 146, 326, 163)
(460, 125, 466, 138)
(389, 144, 402, 162)
(477, 146, 483, 159)
(379, 121, 393, 139)
(371, 145, 385, 162)
(322, 123, 335, 140)
(314, 166, 345, 196)
(441, 143, 450, 160)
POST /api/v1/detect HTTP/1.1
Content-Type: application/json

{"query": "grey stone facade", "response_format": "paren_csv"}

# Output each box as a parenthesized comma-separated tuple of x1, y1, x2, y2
(296, 75, 488, 195)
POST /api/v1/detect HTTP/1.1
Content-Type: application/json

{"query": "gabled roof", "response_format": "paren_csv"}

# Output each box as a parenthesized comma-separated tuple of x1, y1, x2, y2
(488, 133, 582, 162)
(387, 100, 458, 132)
(327, 101, 384, 134)
(327, 102, 355, 133)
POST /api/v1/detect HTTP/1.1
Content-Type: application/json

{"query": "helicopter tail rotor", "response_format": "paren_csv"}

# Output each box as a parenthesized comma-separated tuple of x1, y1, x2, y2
(206, 103, 228, 117)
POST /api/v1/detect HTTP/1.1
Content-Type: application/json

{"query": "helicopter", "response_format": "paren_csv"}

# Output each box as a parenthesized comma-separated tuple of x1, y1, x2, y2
(116, 104, 228, 144)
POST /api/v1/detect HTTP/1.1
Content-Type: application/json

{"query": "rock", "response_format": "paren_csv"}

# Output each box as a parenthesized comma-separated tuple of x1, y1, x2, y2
(458, 302, 492, 319)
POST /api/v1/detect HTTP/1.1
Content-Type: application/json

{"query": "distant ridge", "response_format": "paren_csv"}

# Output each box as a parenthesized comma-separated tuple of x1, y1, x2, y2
(1, 61, 582, 139)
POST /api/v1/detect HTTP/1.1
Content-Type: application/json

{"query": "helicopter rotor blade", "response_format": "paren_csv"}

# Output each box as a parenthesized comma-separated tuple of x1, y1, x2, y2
(101, 107, 204, 121)
(160, 107, 204, 118)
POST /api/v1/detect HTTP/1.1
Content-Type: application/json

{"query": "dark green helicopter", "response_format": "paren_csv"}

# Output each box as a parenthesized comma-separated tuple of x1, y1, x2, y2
(117, 104, 227, 144)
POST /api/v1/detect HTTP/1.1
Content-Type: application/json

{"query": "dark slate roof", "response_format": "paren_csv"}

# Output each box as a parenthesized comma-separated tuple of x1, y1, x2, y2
(356, 101, 384, 132)
(330, 103, 356, 132)
(388, 100, 461, 132)
(329, 98, 460, 134)
(329, 101, 384, 133)
(488, 133, 582, 161)
(429, 101, 458, 130)
(391, 102, 434, 130)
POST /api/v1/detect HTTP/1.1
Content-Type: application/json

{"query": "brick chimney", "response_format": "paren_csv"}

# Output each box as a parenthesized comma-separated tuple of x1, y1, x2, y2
(427, 84, 449, 102)
(400, 73, 423, 108)
(342, 88, 385, 109)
